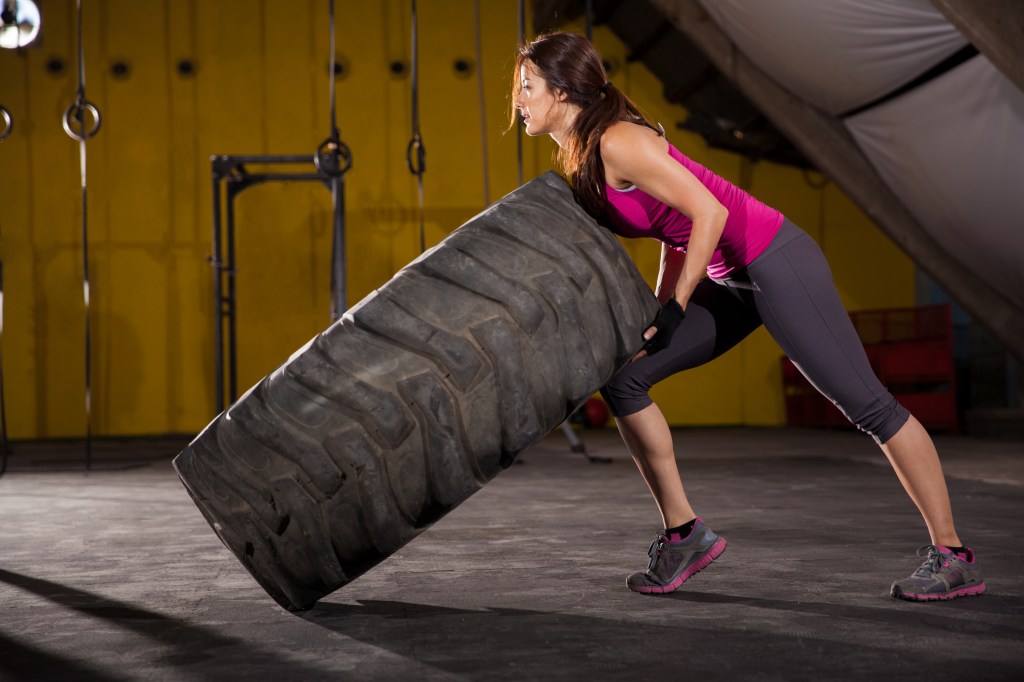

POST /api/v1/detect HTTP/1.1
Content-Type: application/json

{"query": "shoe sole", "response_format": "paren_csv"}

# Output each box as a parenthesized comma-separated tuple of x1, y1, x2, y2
(629, 537, 728, 595)
(891, 580, 986, 602)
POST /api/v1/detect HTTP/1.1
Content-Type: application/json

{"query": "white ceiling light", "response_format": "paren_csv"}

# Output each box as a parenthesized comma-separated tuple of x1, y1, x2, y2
(0, 0, 41, 49)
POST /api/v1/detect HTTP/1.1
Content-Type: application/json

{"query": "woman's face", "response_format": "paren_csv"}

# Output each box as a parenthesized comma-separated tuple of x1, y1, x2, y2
(515, 60, 566, 137)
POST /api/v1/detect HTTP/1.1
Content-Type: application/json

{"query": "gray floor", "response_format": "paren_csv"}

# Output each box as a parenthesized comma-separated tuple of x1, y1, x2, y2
(1, 427, 1022, 681)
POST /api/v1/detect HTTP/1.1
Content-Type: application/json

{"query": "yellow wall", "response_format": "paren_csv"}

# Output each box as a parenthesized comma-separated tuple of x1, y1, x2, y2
(0, 1, 914, 439)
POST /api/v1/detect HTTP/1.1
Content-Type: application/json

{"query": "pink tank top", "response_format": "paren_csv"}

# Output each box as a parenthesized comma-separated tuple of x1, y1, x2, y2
(604, 142, 783, 279)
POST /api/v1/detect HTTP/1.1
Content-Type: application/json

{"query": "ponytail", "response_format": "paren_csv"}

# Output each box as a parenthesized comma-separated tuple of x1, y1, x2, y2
(511, 33, 658, 218)
(563, 81, 658, 217)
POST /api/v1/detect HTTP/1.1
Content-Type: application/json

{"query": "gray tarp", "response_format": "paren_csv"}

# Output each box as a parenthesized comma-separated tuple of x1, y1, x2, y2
(699, 0, 1024, 312)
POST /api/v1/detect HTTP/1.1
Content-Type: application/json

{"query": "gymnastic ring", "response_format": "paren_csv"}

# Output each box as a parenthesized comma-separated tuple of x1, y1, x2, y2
(314, 136, 352, 177)
(406, 135, 426, 176)
(0, 105, 11, 142)
(62, 100, 102, 141)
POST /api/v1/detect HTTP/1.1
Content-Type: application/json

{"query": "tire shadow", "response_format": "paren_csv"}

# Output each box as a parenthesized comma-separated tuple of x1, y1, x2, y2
(303, 597, 1024, 680)
(0, 568, 328, 681)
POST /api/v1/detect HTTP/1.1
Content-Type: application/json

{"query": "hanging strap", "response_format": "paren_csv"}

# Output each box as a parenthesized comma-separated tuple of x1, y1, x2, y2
(472, 0, 490, 206)
(313, 0, 352, 179)
(314, 0, 353, 321)
(406, 0, 427, 253)
(61, 0, 101, 470)
(0, 109, 7, 473)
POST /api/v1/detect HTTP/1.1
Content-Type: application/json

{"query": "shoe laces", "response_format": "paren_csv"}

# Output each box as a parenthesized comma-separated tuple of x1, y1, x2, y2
(914, 544, 952, 576)
(646, 535, 667, 571)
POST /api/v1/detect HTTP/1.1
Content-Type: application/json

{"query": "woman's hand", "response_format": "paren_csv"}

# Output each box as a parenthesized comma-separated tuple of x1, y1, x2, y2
(631, 298, 685, 362)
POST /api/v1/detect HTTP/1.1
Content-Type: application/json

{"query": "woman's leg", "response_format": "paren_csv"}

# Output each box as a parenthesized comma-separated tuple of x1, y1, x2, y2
(617, 403, 695, 528)
(605, 280, 757, 593)
(602, 279, 761, 528)
(880, 415, 960, 546)
(747, 222, 961, 546)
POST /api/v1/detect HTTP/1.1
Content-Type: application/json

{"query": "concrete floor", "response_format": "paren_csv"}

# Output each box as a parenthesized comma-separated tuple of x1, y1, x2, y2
(1, 427, 1022, 681)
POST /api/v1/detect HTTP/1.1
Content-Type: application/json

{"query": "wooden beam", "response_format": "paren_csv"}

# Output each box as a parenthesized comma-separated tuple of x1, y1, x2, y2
(930, 0, 1024, 94)
(648, 0, 1024, 362)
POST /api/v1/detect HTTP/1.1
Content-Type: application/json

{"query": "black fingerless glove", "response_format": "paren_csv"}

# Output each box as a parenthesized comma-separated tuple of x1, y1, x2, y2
(642, 299, 685, 355)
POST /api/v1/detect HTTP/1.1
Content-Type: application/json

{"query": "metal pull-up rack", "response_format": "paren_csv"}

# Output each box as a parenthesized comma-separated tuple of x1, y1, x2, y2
(209, 152, 350, 414)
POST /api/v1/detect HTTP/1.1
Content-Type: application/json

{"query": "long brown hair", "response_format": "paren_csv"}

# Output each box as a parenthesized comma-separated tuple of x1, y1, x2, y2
(510, 32, 659, 217)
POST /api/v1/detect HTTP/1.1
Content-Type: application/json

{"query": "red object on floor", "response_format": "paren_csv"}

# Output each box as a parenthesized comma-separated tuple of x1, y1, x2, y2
(781, 303, 958, 432)
(585, 397, 610, 428)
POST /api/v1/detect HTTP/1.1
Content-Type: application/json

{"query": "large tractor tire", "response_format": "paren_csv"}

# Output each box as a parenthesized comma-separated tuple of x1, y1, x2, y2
(173, 172, 659, 611)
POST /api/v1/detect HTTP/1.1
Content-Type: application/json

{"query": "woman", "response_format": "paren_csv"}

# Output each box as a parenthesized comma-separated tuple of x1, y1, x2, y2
(511, 31, 984, 601)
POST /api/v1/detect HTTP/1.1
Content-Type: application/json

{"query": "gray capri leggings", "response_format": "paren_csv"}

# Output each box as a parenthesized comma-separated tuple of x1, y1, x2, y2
(601, 219, 910, 445)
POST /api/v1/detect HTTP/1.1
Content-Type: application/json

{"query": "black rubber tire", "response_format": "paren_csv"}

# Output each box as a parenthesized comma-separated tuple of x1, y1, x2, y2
(173, 172, 659, 611)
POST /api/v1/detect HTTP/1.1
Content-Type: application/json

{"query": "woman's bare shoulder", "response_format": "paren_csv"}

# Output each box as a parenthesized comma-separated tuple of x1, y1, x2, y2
(601, 121, 668, 185)
(601, 120, 660, 149)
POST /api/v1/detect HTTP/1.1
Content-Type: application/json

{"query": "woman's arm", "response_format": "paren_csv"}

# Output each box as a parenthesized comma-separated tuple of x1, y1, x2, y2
(655, 243, 685, 305)
(601, 122, 728, 311)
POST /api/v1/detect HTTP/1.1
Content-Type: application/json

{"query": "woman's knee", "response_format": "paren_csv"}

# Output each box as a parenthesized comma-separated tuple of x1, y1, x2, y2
(600, 369, 654, 418)
(839, 394, 911, 445)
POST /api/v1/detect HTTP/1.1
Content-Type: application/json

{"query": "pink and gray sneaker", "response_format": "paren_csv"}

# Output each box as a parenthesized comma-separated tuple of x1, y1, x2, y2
(627, 517, 727, 594)
(890, 544, 986, 601)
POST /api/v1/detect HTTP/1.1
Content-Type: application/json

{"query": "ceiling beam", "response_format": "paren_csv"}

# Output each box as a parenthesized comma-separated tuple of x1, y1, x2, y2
(929, 0, 1024, 94)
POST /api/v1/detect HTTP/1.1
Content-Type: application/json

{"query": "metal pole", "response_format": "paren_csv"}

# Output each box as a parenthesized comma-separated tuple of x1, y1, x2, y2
(330, 174, 346, 320)
(211, 164, 225, 412)
(226, 185, 239, 404)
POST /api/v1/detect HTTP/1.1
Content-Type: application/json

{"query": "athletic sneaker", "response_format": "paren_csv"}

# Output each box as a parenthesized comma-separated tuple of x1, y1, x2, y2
(627, 517, 727, 594)
(890, 544, 986, 601)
